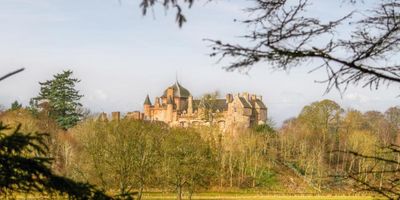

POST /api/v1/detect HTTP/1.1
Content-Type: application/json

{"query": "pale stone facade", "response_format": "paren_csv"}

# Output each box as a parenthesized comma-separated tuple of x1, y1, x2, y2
(136, 81, 268, 130)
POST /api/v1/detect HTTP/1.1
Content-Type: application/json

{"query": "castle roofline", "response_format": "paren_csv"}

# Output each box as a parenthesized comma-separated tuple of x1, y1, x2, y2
(162, 81, 191, 98)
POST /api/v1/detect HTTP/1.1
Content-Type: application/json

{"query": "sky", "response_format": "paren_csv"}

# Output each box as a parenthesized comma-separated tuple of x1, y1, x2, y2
(0, 0, 399, 126)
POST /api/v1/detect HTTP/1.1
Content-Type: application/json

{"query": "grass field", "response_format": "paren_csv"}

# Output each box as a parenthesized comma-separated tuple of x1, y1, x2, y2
(9, 192, 377, 200)
(142, 192, 376, 200)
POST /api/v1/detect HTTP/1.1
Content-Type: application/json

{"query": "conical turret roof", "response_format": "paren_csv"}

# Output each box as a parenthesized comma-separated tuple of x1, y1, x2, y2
(143, 94, 152, 105)
(162, 81, 191, 98)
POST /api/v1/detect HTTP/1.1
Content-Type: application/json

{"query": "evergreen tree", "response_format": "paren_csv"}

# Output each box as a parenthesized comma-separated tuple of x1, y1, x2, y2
(32, 70, 83, 130)
(10, 100, 22, 111)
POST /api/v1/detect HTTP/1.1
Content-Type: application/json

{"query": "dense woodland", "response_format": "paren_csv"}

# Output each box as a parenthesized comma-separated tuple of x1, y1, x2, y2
(1, 99, 400, 199)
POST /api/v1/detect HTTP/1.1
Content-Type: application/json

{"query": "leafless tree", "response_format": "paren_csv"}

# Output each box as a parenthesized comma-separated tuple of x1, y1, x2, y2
(140, 0, 400, 92)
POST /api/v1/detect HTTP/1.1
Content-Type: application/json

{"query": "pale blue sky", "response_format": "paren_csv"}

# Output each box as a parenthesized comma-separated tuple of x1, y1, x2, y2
(0, 0, 398, 125)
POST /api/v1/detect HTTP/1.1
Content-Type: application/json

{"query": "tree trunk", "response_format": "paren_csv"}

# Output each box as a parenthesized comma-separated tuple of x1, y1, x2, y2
(137, 183, 144, 200)
(188, 191, 193, 200)
(177, 185, 182, 200)
(229, 151, 233, 187)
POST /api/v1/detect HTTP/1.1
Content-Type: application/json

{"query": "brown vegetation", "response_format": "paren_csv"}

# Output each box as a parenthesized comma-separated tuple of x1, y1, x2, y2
(1, 99, 399, 199)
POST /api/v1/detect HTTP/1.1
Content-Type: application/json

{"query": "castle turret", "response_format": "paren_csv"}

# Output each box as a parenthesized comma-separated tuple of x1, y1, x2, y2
(144, 94, 152, 119)
(226, 93, 233, 103)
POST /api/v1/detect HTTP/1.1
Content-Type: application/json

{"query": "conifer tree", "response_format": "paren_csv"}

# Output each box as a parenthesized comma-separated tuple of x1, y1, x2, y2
(10, 100, 22, 111)
(32, 70, 83, 130)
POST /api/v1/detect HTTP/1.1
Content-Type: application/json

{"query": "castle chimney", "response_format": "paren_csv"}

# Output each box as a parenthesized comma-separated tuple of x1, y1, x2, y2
(112, 112, 120, 121)
(242, 92, 250, 100)
(167, 87, 174, 99)
(166, 97, 174, 122)
(251, 94, 257, 101)
(154, 97, 160, 108)
(188, 95, 193, 115)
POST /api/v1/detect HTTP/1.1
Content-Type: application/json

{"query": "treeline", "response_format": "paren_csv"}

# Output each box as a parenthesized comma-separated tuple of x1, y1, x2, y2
(1, 99, 400, 199)
(279, 100, 400, 196)
(0, 107, 277, 199)
(2, 69, 399, 199)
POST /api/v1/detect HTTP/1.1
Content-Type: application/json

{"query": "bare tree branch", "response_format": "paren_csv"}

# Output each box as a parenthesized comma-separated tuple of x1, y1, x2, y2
(0, 68, 25, 82)
(139, 0, 400, 91)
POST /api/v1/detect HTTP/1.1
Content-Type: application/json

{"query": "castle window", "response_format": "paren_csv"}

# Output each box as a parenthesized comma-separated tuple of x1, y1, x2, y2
(234, 107, 237, 112)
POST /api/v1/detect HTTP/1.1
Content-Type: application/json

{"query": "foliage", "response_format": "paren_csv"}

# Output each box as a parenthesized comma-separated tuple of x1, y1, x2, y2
(32, 70, 83, 130)
(162, 128, 216, 200)
(252, 123, 276, 134)
(256, 170, 277, 188)
(139, 0, 194, 27)
(0, 108, 73, 175)
(9, 100, 22, 111)
(297, 99, 343, 135)
(71, 119, 166, 200)
(280, 99, 400, 197)
(198, 91, 221, 121)
(2, 86, 399, 199)
(0, 122, 112, 199)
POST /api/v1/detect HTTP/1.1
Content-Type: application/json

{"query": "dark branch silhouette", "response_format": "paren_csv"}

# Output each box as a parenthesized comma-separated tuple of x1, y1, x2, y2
(0, 68, 24, 82)
(334, 144, 400, 200)
(0, 122, 113, 199)
(140, 0, 400, 92)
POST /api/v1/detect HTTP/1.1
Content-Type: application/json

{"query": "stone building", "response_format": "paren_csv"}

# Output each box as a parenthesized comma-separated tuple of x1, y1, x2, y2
(136, 81, 268, 130)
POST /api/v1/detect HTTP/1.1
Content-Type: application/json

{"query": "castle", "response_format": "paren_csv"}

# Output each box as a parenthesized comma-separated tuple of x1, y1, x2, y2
(121, 81, 268, 130)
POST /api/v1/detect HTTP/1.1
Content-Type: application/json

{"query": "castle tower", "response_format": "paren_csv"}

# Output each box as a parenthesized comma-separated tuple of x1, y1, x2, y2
(111, 111, 121, 121)
(143, 94, 152, 119)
